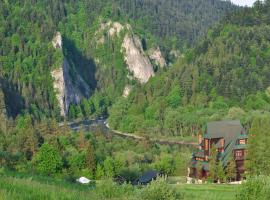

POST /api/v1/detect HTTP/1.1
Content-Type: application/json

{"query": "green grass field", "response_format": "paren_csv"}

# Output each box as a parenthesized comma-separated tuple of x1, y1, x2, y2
(0, 173, 237, 200)
(176, 184, 237, 200)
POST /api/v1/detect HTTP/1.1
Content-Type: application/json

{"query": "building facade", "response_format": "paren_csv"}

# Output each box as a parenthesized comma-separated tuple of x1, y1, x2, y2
(190, 120, 248, 181)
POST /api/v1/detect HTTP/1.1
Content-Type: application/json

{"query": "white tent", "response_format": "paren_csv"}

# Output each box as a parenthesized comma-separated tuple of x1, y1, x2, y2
(76, 177, 91, 184)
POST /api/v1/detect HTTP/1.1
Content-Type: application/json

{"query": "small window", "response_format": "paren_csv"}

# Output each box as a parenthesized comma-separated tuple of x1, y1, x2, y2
(239, 139, 246, 145)
(235, 150, 243, 157)
(205, 139, 209, 150)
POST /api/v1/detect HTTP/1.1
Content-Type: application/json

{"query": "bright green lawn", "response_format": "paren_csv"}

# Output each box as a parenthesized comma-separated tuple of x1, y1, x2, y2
(176, 184, 237, 200)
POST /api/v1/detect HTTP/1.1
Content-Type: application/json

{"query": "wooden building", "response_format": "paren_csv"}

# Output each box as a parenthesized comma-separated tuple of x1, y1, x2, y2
(190, 120, 248, 181)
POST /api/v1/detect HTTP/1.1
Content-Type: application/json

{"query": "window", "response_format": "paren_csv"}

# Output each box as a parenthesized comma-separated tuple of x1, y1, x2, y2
(239, 139, 246, 145)
(235, 150, 243, 157)
(196, 158, 204, 161)
(205, 139, 209, 150)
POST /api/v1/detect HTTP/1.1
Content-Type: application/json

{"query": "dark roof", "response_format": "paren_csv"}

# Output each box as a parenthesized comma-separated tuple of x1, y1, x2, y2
(137, 170, 159, 185)
(205, 120, 244, 147)
(192, 120, 248, 169)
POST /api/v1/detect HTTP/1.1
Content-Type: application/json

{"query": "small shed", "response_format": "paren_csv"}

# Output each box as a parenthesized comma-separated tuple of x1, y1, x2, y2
(133, 170, 160, 185)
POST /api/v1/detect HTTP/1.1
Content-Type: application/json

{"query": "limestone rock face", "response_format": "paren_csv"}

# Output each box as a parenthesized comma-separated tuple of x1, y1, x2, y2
(51, 32, 90, 116)
(123, 85, 132, 97)
(108, 22, 124, 37)
(95, 21, 125, 44)
(148, 47, 166, 68)
(52, 32, 62, 49)
(122, 35, 154, 83)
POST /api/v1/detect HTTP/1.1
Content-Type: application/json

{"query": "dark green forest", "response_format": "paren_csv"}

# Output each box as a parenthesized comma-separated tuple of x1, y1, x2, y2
(108, 0, 270, 137)
(0, 0, 236, 121)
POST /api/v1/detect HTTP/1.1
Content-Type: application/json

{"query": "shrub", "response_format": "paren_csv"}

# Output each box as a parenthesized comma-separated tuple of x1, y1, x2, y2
(33, 143, 63, 176)
(96, 179, 133, 199)
(236, 176, 270, 200)
(140, 178, 183, 200)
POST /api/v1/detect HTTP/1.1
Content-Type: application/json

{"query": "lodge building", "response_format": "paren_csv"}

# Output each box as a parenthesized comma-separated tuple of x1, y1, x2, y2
(190, 120, 248, 181)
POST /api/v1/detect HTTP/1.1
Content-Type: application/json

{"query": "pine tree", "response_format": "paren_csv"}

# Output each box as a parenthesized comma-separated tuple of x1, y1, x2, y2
(77, 127, 87, 150)
(217, 161, 226, 183)
(226, 156, 237, 182)
(209, 146, 218, 182)
(85, 141, 96, 174)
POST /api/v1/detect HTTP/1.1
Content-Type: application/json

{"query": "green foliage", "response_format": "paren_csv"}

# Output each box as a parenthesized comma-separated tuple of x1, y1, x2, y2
(247, 116, 270, 176)
(140, 178, 183, 200)
(216, 161, 226, 183)
(225, 156, 237, 182)
(236, 176, 270, 200)
(209, 147, 219, 182)
(85, 142, 96, 174)
(109, 1, 270, 137)
(103, 157, 116, 178)
(33, 143, 62, 176)
(153, 153, 176, 175)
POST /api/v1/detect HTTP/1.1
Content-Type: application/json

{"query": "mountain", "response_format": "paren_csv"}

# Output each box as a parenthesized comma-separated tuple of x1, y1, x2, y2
(108, 0, 270, 136)
(0, 0, 236, 121)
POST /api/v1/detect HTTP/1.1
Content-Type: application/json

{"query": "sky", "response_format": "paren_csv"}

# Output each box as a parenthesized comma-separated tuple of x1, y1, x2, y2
(230, 0, 257, 7)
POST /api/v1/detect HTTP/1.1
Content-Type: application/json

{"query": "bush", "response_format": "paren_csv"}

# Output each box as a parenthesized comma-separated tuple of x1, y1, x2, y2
(96, 179, 133, 199)
(33, 143, 63, 176)
(140, 178, 183, 200)
(236, 176, 270, 200)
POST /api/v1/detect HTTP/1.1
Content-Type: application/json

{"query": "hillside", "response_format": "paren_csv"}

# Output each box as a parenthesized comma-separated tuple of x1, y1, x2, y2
(0, 172, 237, 200)
(0, 0, 237, 121)
(108, 1, 270, 136)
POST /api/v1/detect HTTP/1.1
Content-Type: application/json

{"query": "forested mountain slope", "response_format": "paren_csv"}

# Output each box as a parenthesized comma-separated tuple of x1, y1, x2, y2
(108, 0, 270, 136)
(0, 0, 236, 121)
(114, 0, 237, 50)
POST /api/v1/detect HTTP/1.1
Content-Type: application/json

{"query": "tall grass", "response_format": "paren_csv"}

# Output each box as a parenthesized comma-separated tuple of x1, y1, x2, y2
(0, 172, 237, 200)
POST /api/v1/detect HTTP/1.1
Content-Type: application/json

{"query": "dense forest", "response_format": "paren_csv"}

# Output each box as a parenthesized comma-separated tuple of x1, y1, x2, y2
(1, 1, 270, 200)
(0, 0, 236, 121)
(109, 0, 270, 137)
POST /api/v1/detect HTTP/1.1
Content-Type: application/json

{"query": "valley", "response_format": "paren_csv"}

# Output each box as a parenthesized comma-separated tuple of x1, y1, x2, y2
(0, 0, 270, 200)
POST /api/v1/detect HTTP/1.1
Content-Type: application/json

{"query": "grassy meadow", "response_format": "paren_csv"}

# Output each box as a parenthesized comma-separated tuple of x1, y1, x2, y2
(0, 172, 238, 200)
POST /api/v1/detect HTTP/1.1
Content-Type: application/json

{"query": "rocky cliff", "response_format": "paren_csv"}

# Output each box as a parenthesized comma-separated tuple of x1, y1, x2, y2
(122, 34, 154, 84)
(148, 47, 166, 68)
(51, 32, 90, 116)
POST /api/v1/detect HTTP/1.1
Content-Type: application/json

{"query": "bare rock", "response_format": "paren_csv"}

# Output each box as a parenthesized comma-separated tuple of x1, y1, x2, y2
(148, 47, 166, 68)
(51, 59, 90, 116)
(123, 85, 132, 97)
(109, 22, 124, 37)
(122, 34, 154, 83)
(51, 32, 90, 116)
(52, 32, 62, 49)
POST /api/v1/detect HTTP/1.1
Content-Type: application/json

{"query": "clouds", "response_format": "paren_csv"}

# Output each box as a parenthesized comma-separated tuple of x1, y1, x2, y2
(230, 0, 257, 7)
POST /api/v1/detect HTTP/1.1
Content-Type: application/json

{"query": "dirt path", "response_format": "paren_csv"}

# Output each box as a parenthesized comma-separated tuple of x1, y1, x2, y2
(106, 123, 197, 146)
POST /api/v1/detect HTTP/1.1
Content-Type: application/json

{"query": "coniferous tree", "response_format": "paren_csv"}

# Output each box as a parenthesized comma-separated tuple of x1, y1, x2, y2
(85, 141, 96, 174)
(226, 156, 237, 182)
(217, 161, 226, 183)
(209, 146, 218, 182)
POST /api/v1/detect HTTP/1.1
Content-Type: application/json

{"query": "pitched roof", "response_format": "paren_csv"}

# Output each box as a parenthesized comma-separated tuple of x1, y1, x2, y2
(192, 120, 248, 169)
(205, 120, 244, 147)
(139, 170, 159, 183)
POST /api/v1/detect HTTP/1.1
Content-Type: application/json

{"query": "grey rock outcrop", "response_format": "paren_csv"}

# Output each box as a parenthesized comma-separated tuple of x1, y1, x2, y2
(51, 32, 90, 116)
(122, 34, 154, 84)
(148, 47, 166, 68)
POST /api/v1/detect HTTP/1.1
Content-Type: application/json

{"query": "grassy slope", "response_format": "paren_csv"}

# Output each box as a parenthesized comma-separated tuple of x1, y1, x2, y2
(0, 174, 237, 200)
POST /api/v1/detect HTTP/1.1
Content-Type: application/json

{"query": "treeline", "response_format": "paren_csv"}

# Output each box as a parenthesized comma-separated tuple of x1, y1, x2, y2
(108, 0, 270, 137)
